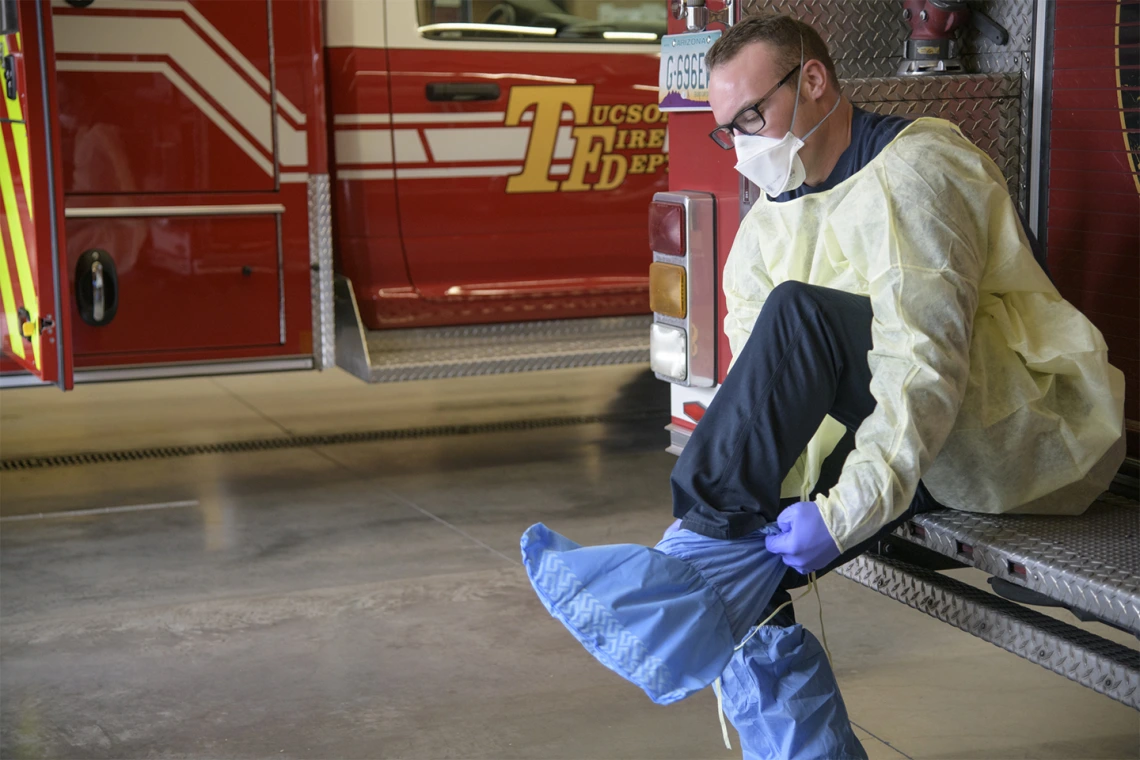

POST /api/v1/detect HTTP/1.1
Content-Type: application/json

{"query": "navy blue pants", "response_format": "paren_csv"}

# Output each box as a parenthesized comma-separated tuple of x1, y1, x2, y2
(669, 281, 943, 619)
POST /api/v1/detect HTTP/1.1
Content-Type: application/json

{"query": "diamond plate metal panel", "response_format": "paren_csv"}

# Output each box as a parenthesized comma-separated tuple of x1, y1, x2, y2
(739, 0, 1033, 72)
(896, 494, 1140, 635)
(308, 174, 335, 370)
(846, 74, 1022, 196)
(962, 51, 1032, 74)
(837, 553, 1140, 709)
(739, 0, 905, 78)
(843, 74, 1018, 101)
(959, 0, 1034, 58)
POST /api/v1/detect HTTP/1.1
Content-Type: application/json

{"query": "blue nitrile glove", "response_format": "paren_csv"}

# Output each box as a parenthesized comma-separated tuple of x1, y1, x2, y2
(764, 501, 842, 575)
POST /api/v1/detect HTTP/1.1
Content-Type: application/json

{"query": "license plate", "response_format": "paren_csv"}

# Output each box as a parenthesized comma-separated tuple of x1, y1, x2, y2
(659, 30, 722, 112)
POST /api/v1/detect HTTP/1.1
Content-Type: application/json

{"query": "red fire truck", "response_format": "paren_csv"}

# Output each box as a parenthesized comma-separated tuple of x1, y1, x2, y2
(1, 0, 668, 388)
(648, 0, 1138, 709)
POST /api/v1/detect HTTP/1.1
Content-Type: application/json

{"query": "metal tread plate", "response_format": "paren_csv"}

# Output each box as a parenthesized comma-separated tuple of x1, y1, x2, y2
(308, 174, 335, 370)
(846, 73, 1022, 199)
(837, 553, 1140, 709)
(898, 494, 1140, 635)
(334, 277, 650, 383)
(845, 73, 1020, 102)
(740, 0, 1034, 77)
(361, 316, 650, 382)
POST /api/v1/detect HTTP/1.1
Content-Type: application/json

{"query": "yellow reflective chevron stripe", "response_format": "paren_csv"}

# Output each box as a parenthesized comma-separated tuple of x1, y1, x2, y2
(7, 120, 31, 219)
(0, 219, 25, 360)
(2, 32, 32, 363)
(0, 120, 41, 370)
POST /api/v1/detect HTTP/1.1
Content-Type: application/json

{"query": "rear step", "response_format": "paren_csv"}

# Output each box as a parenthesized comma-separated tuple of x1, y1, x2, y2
(837, 552, 1140, 709)
(897, 493, 1140, 635)
(334, 277, 650, 383)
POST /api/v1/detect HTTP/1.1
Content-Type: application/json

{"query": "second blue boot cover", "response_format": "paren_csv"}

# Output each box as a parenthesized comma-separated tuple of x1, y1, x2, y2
(719, 625, 868, 760)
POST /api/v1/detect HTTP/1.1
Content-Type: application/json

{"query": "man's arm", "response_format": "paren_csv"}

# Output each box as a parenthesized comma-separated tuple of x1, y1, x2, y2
(815, 131, 993, 550)
(722, 210, 774, 361)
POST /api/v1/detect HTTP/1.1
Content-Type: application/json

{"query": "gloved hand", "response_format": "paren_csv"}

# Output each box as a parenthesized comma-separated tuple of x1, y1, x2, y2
(764, 501, 842, 575)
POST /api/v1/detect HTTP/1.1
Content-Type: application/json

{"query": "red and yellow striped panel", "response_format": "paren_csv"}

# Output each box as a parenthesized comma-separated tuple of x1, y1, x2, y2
(1, 31, 42, 371)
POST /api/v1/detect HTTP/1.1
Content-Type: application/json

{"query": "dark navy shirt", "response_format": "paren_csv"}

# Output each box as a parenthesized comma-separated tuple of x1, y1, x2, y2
(774, 106, 910, 203)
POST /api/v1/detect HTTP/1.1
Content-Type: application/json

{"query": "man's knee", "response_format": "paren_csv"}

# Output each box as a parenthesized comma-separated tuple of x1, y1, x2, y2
(765, 282, 872, 326)
(764, 280, 820, 317)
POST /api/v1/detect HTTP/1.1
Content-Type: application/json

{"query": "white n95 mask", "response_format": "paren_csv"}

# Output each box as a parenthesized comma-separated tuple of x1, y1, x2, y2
(734, 132, 808, 198)
(732, 42, 842, 198)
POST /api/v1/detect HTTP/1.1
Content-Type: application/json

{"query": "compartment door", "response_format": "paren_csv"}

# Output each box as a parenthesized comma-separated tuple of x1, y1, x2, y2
(1, 0, 71, 388)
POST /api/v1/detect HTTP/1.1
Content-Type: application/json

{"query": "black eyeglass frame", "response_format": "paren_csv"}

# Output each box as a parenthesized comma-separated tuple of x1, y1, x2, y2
(708, 64, 801, 150)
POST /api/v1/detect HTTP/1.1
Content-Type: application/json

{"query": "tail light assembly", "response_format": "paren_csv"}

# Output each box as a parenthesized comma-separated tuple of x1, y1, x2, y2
(647, 191, 716, 387)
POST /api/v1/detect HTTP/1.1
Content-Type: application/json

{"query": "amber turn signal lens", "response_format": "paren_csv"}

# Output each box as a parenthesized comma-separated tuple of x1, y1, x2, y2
(649, 262, 686, 318)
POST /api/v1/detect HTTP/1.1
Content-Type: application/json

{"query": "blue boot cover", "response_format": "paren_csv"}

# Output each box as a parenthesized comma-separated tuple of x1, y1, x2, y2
(520, 523, 786, 705)
(719, 625, 868, 760)
(654, 525, 786, 643)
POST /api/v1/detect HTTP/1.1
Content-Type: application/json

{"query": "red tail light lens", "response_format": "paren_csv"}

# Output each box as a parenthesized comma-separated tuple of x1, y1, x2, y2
(649, 201, 685, 256)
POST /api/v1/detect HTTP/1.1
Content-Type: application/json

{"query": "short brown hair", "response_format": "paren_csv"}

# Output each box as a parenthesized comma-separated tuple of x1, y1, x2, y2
(706, 14, 838, 87)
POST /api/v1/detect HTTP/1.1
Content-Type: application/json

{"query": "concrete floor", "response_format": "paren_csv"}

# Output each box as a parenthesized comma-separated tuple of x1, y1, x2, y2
(1, 365, 1137, 759)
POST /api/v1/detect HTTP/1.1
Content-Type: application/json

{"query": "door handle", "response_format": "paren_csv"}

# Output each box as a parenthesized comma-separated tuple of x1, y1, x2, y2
(2, 54, 15, 101)
(425, 82, 500, 102)
(75, 249, 118, 326)
(92, 260, 105, 322)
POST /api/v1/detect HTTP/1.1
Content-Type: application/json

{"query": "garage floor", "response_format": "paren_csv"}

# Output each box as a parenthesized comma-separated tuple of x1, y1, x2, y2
(1, 365, 1137, 759)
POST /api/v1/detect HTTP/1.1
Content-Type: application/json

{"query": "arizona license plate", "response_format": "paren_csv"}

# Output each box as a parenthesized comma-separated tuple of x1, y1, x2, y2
(659, 30, 723, 112)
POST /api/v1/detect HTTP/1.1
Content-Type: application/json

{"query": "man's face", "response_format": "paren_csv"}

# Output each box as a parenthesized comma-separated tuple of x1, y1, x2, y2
(708, 42, 800, 142)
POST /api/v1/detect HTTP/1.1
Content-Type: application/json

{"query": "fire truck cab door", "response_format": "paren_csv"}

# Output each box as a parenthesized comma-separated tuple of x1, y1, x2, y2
(385, 1, 666, 303)
(1, 0, 71, 388)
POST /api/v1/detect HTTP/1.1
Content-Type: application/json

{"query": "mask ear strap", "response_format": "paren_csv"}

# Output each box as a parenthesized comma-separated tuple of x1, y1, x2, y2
(789, 32, 805, 137)
(793, 31, 843, 144)
(801, 88, 842, 143)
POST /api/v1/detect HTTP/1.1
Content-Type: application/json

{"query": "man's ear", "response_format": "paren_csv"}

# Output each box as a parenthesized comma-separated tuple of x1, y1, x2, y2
(802, 59, 829, 100)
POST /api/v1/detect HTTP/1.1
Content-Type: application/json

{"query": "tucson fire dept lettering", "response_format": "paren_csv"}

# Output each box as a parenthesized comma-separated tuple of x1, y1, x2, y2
(505, 86, 668, 194)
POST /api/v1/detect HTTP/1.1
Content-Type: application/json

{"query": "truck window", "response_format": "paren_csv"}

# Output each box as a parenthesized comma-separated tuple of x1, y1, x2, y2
(416, 0, 665, 42)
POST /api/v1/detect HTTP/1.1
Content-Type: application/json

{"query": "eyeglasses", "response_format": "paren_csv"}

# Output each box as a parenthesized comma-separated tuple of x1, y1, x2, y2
(708, 64, 801, 150)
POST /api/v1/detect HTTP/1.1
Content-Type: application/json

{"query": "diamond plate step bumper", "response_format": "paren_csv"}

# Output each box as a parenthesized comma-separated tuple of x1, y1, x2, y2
(897, 494, 1140, 635)
(335, 277, 650, 383)
(837, 553, 1140, 709)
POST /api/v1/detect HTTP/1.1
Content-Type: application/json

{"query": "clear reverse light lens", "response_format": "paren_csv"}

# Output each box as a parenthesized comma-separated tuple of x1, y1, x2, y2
(650, 323, 688, 382)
